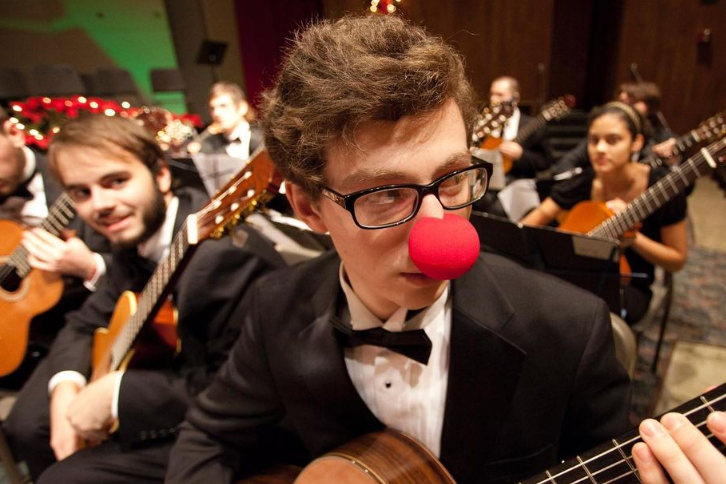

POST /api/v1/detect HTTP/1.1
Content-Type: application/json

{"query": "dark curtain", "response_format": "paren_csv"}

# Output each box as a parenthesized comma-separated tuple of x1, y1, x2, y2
(233, 0, 324, 109)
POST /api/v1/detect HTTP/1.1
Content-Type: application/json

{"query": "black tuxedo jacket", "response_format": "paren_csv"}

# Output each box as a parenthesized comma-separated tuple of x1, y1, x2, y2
(46, 187, 286, 449)
(168, 251, 631, 484)
(508, 113, 553, 180)
(198, 122, 264, 158)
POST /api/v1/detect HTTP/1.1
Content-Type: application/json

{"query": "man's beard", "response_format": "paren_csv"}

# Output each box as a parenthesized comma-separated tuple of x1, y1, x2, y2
(112, 187, 167, 250)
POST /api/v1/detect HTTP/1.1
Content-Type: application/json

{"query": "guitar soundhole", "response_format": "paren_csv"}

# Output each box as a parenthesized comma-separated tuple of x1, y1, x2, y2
(0, 266, 22, 293)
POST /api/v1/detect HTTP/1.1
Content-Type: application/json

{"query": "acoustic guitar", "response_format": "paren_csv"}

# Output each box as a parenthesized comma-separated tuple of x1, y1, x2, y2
(91, 148, 278, 382)
(559, 135, 726, 252)
(643, 110, 726, 168)
(239, 381, 726, 483)
(479, 95, 576, 174)
(0, 192, 76, 376)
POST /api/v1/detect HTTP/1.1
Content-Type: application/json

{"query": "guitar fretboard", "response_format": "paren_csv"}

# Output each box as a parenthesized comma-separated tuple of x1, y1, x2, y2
(589, 138, 726, 242)
(513, 116, 547, 145)
(520, 382, 726, 484)
(0, 192, 76, 282)
(109, 220, 195, 371)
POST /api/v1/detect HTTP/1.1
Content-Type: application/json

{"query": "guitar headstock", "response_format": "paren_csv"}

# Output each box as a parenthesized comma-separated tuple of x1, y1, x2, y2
(695, 111, 726, 142)
(471, 100, 516, 147)
(193, 148, 278, 241)
(541, 94, 576, 122)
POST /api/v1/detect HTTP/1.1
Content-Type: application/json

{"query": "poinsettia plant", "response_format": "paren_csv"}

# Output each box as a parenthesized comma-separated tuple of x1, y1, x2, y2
(9, 95, 202, 150)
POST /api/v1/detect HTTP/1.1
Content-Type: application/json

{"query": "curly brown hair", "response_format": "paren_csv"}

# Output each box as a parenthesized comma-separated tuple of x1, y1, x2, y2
(260, 14, 477, 198)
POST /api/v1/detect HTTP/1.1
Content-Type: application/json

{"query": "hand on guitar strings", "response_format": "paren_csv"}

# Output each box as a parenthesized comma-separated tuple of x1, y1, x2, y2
(633, 411, 726, 484)
(66, 371, 121, 443)
(651, 138, 678, 160)
(605, 199, 640, 248)
(22, 227, 98, 280)
(497, 140, 524, 160)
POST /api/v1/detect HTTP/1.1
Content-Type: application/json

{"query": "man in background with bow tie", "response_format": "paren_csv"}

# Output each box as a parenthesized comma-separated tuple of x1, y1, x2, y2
(196, 81, 263, 161)
(0, 106, 110, 382)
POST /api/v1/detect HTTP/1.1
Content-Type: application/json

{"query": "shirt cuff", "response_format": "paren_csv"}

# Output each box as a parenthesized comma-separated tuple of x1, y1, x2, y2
(83, 252, 107, 292)
(48, 371, 87, 395)
(111, 371, 124, 420)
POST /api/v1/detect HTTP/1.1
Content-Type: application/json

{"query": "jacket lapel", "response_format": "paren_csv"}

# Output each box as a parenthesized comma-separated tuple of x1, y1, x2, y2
(440, 257, 527, 469)
(297, 257, 383, 435)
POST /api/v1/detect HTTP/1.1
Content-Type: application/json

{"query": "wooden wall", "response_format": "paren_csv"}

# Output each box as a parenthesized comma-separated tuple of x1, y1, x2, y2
(321, 0, 555, 110)
(319, 0, 726, 136)
(610, 0, 726, 135)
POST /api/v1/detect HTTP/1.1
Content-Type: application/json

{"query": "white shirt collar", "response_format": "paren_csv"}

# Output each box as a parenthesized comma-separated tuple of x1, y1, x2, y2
(137, 195, 179, 263)
(226, 120, 251, 143)
(502, 107, 521, 141)
(338, 262, 449, 333)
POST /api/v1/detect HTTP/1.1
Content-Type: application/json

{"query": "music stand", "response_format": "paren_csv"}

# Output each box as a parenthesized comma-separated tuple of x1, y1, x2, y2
(191, 153, 244, 196)
(168, 157, 207, 194)
(470, 211, 538, 268)
(523, 224, 622, 314)
(469, 211, 622, 314)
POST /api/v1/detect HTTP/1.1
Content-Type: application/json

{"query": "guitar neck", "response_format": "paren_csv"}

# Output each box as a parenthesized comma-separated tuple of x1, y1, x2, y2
(513, 115, 546, 145)
(589, 140, 724, 241)
(107, 218, 197, 371)
(4, 192, 76, 279)
(520, 382, 726, 484)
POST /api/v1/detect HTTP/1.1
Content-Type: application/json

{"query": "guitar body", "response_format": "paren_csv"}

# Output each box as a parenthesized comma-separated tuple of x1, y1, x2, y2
(0, 219, 64, 377)
(559, 201, 633, 277)
(480, 137, 513, 174)
(91, 291, 177, 382)
(238, 430, 456, 484)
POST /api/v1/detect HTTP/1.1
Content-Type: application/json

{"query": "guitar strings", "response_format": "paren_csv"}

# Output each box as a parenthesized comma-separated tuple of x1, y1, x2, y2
(1, 193, 75, 284)
(526, 390, 726, 484)
(590, 143, 713, 241)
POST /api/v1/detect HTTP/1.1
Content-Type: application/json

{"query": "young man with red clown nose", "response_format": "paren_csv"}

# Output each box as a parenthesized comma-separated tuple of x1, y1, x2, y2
(167, 15, 726, 484)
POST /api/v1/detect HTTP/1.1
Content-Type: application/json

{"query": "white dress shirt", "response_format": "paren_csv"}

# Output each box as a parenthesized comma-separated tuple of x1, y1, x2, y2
(224, 120, 252, 160)
(339, 264, 452, 456)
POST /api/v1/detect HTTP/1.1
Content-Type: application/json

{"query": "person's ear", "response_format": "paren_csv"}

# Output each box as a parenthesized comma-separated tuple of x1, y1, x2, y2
(632, 133, 645, 154)
(286, 182, 328, 233)
(155, 163, 172, 195)
(238, 101, 249, 118)
(3, 119, 26, 148)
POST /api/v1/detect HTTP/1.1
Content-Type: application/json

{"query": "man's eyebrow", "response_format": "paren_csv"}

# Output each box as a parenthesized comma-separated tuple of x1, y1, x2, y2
(339, 150, 471, 189)
(63, 171, 129, 191)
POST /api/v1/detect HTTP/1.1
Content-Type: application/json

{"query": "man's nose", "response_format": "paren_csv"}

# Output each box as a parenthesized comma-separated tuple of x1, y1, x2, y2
(417, 192, 445, 220)
(89, 187, 114, 212)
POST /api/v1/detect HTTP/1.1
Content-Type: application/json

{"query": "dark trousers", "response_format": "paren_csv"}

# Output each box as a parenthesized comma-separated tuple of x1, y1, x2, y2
(3, 359, 171, 483)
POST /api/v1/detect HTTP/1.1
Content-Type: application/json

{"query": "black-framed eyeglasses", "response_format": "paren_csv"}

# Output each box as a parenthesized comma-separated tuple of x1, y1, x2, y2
(320, 159, 493, 229)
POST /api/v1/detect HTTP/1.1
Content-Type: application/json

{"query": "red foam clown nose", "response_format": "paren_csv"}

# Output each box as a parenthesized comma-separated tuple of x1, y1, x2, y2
(408, 214, 480, 280)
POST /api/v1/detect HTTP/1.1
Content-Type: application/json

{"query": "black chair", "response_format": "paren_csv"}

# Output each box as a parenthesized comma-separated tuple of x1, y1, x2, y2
(32, 64, 86, 96)
(0, 68, 30, 102)
(632, 268, 675, 373)
(150, 68, 185, 93)
(0, 393, 27, 484)
(96, 68, 137, 96)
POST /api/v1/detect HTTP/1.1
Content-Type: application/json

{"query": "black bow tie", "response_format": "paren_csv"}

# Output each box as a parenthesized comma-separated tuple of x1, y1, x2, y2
(330, 316, 432, 365)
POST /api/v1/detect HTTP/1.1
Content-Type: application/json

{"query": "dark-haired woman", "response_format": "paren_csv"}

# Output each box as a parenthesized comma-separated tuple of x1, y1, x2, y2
(522, 102, 687, 323)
